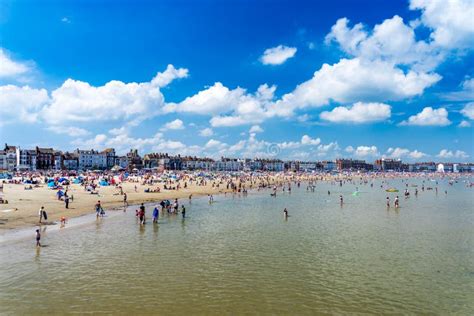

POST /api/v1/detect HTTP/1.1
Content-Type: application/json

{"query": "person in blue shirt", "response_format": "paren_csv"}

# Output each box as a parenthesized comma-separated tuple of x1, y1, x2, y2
(152, 206, 159, 223)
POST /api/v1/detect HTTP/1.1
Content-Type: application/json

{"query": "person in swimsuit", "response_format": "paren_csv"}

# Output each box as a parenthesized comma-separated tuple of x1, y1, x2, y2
(35, 229, 41, 247)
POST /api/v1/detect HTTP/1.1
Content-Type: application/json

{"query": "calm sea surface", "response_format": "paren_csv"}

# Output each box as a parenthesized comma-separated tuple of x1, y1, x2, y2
(0, 177, 473, 315)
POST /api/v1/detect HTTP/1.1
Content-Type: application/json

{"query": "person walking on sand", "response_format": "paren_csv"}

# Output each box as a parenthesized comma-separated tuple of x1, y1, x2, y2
(123, 193, 128, 209)
(35, 229, 41, 247)
(65, 194, 70, 209)
(38, 206, 45, 223)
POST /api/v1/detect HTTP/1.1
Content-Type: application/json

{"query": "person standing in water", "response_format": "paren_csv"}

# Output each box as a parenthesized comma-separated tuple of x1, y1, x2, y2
(139, 203, 146, 225)
(181, 205, 186, 218)
(152, 206, 159, 223)
(283, 208, 288, 218)
(394, 196, 400, 208)
(386, 197, 390, 207)
(95, 200, 103, 219)
(35, 229, 41, 247)
(339, 195, 343, 205)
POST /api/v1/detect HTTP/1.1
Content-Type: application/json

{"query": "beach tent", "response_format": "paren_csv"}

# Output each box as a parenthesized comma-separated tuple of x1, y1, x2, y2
(47, 182, 56, 188)
(73, 179, 82, 184)
(99, 180, 109, 186)
(58, 177, 67, 182)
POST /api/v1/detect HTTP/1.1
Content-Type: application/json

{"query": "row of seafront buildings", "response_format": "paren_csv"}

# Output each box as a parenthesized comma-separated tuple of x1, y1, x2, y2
(0, 144, 472, 173)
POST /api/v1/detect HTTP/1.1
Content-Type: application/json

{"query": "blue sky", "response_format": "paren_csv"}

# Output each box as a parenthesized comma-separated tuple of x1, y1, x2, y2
(0, 0, 473, 162)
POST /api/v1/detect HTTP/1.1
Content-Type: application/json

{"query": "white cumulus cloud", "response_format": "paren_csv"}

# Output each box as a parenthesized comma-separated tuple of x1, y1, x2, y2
(458, 120, 471, 128)
(260, 45, 297, 65)
(301, 135, 321, 146)
(460, 102, 474, 120)
(271, 58, 440, 117)
(409, 0, 474, 49)
(386, 147, 428, 159)
(162, 119, 184, 130)
(0, 48, 31, 79)
(320, 102, 391, 123)
(353, 145, 379, 158)
(0, 85, 49, 124)
(249, 125, 264, 133)
(41, 65, 188, 124)
(400, 107, 451, 126)
(437, 149, 469, 159)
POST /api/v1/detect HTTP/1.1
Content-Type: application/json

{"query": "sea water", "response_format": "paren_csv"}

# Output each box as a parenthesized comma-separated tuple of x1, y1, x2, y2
(0, 177, 473, 314)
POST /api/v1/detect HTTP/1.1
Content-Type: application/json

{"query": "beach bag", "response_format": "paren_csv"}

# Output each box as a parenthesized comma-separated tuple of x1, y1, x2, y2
(100, 209, 105, 215)
(43, 211, 48, 220)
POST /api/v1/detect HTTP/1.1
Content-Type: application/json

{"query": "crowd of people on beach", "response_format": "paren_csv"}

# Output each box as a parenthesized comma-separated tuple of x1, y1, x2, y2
(0, 171, 472, 246)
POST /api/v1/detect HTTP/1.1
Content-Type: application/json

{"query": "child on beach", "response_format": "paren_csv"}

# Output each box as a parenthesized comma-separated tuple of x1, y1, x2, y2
(95, 200, 104, 218)
(35, 229, 41, 247)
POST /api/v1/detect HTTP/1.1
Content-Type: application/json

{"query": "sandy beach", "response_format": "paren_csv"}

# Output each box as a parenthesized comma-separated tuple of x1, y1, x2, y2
(0, 180, 235, 230)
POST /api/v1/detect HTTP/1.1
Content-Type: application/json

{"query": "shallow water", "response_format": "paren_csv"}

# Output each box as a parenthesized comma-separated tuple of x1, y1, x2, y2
(1, 177, 473, 315)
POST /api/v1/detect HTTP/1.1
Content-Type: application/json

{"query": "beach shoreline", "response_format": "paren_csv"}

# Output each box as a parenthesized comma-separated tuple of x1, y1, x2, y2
(1, 172, 470, 232)
(0, 181, 236, 231)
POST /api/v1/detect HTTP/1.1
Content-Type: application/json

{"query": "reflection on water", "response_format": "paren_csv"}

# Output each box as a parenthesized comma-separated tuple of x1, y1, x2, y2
(1, 178, 473, 315)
